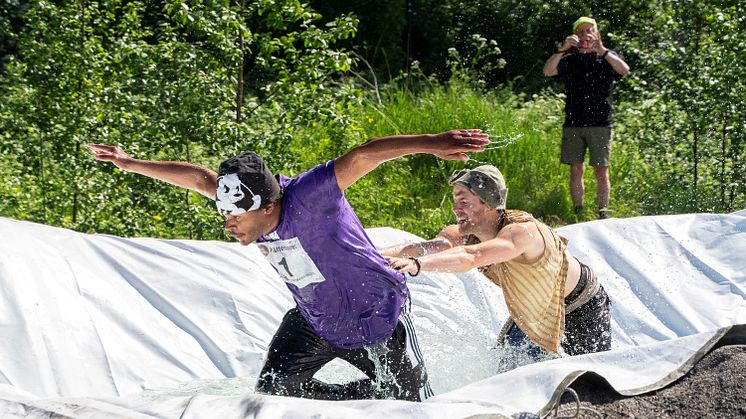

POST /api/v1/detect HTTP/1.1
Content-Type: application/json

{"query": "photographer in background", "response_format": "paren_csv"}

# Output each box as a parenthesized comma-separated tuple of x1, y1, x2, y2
(543, 17, 630, 220)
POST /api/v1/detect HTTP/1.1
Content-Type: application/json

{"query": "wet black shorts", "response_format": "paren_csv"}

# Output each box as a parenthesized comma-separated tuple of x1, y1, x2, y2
(255, 307, 433, 401)
(563, 283, 612, 355)
(504, 264, 612, 358)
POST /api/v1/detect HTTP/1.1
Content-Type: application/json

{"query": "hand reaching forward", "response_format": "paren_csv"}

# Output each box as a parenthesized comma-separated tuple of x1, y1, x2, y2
(87, 144, 134, 170)
(431, 129, 490, 161)
(385, 256, 421, 276)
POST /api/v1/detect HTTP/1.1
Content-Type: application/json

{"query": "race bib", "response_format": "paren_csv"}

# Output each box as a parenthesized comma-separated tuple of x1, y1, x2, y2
(256, 238, 326, 288)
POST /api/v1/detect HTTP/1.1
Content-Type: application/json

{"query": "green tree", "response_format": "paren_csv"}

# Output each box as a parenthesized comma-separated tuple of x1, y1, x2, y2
(0, 0, 360, 238)
(614, 0, 746, 213)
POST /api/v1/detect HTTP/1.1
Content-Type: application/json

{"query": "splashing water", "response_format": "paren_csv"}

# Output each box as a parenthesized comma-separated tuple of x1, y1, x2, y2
(483, 132, 524, 151)
(365, 343, 403, 399)
(466, 132, 524, 165)
(496, 341, 560, 373)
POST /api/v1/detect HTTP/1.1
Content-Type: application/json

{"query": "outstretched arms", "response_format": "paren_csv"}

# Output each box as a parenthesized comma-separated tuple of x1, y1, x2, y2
(90, 129, 488, 197)
(334, 130, 489, 191)
(387, 222, 540, 275)
(379, 225, 464, 258)
(87, 144, 218, 199)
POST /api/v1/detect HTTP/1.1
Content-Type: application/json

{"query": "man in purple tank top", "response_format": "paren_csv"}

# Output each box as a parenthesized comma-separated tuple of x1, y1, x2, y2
(88, 129, 488, 401)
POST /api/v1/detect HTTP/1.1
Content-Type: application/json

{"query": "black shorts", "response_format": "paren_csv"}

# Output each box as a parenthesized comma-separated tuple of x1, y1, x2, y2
(255, 307, 433, 401)
(502, 264, 612, 361)
(563, 284, 612, 355)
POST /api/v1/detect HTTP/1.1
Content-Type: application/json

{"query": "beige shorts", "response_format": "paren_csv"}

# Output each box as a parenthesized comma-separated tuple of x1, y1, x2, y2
(561, 127, 612, 167)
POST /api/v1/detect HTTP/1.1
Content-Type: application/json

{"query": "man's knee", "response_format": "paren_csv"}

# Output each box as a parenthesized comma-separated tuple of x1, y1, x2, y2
(593, 166, 609, 179)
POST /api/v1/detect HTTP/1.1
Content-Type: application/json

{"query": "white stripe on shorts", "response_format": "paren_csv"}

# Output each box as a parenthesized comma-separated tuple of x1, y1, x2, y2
(399, 307, 434, 398)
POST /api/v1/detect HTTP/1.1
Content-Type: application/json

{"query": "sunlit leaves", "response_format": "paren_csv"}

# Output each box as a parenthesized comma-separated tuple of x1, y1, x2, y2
(1, 0, 361, 238)
(614, 0, 746, 213)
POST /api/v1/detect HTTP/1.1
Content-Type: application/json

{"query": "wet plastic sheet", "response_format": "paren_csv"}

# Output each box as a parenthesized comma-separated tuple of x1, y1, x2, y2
(0, 211, 744, 418)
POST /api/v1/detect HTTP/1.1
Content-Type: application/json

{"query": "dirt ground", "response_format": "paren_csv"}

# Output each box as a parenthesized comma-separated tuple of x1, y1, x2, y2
(549, 344, 746, 418)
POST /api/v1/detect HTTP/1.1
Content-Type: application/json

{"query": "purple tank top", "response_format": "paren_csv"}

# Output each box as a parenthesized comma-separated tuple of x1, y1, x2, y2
(256, 160, 408, 348)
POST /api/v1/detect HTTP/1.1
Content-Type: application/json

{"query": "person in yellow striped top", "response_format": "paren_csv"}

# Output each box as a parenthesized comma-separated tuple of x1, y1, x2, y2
(383, 165, 611, 365)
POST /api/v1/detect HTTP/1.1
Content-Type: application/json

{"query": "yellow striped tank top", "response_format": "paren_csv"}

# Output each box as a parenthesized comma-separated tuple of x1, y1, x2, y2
(470, 210, 569, 352)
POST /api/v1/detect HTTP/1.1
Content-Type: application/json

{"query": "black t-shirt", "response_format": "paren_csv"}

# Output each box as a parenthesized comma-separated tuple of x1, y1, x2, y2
(554, 51, 624, 127)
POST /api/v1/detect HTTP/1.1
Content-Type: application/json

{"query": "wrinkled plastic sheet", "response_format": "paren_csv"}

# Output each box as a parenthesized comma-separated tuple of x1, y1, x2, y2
(0, 211, 744, 418)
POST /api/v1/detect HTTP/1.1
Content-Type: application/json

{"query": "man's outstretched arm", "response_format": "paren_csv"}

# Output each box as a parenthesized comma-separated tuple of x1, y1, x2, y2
(379, 225, 463, 258)
(333, 130, 489, 191)
(388, 223, 536, 275)
(87, 144, 218, 199)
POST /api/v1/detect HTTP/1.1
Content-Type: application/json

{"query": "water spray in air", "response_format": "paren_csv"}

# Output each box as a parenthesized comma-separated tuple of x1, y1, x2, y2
(468, 131, 524, 165)
(484, 132, 524, 150)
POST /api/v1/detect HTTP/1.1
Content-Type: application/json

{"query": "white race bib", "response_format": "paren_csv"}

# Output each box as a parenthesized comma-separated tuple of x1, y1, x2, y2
(256, 238, 326, 289)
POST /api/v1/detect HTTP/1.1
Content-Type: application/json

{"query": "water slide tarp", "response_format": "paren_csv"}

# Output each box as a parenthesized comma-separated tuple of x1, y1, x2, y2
(0, 211, 745, 418)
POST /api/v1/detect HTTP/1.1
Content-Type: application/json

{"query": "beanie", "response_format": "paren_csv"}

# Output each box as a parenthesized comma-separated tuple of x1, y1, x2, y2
(215, 152, 282, 215)
(449, 165, 508, 210)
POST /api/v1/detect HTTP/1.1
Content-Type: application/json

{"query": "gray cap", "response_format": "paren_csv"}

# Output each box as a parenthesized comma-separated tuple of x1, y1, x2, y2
(449, 165, 508, 210)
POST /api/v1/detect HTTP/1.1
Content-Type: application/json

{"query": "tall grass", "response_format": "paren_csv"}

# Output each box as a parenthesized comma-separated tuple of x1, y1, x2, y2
(290, 80, 646, 239)
(0, 70, 649, 241)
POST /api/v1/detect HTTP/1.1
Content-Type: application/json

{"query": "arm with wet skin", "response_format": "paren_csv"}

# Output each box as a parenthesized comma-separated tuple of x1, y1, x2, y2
(387, 222, 540, 275)
(333, 130, 489, 191)
(379, 225, 464, 258)
(87, 144, 218, 199)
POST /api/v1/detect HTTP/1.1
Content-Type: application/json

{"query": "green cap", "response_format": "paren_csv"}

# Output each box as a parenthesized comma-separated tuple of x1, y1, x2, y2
(449, 165, 508, 210)
(573, 16, 597, 32)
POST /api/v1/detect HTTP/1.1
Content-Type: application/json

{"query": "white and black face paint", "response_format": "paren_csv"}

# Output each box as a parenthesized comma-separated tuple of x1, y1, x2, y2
(215, 173, 261, 215)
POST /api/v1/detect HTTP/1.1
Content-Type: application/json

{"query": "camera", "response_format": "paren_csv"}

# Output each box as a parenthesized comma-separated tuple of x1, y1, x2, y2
(578, 37, 593, 50)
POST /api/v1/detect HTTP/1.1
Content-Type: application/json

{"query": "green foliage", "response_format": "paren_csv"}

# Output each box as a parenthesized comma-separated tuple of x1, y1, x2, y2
(0, 0, 360, 238)
(613, 0, 746, 213)
(306, 0, 611, 91)
(1, 0, 744, 242)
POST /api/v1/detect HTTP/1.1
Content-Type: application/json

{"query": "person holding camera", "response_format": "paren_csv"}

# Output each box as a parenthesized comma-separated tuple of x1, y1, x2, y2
(543, 16, 630, 220)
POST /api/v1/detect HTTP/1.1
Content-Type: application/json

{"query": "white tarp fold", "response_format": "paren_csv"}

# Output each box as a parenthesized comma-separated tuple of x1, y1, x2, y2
(0, 211, 744, 418)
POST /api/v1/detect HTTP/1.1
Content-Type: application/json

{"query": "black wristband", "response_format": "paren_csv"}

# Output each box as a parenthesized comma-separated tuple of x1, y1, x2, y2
(601, 50, 611, 59)
(408, 257, 421, 276)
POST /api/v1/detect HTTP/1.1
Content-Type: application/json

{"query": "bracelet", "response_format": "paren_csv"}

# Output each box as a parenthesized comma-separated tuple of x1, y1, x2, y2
(601, 50, 611, 59)
(408, 257, 421, 276)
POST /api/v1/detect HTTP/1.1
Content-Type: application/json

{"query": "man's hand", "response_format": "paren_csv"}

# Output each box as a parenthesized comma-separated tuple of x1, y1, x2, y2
(430, 129, 490, 161)
(586, 32, 607, 54)
(385, 256, 420, 276)
(87, 144, 134, 170)
(559, 35, 580, 52)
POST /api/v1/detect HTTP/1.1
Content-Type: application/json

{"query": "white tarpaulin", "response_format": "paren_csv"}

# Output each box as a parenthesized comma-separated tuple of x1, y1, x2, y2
(0, 211, 744, 418)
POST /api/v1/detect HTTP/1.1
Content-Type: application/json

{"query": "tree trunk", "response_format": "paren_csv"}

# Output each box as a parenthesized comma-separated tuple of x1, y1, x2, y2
(719, 119, 727, 207)
(235, 0, 246, 123)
